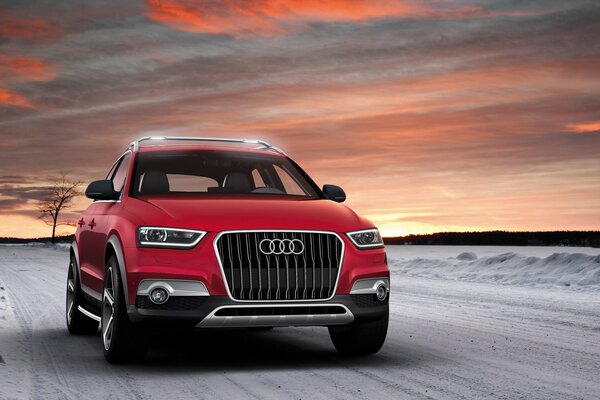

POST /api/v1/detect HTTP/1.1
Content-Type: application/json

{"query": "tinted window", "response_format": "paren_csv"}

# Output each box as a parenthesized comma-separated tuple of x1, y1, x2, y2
(131, 150, 320, 198)
(251, 168, 265, 188)
(273, 164, 306, 196)
(111, 153, 131, 193)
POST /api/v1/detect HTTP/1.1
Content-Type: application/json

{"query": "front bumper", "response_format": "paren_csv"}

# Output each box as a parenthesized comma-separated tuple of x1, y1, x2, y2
(127, 293, 389, 328)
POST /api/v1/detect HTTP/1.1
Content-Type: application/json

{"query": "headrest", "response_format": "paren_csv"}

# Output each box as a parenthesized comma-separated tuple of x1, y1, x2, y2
(223, 172, 252, 193)
(140, 170, 170, 194)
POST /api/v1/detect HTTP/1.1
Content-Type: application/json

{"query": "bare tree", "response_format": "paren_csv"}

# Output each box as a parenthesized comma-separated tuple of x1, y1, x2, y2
(37, 175, 82, 243)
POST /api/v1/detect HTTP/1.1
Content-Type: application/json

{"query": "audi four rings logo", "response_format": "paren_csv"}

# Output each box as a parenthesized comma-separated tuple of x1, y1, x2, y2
(259, 238, 305, 255)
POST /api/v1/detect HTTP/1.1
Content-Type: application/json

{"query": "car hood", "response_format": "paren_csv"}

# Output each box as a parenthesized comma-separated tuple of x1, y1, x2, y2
(125, 195, 374, 233)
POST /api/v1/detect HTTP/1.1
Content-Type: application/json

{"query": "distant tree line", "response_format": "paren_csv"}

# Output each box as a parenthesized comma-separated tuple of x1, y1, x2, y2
(0, 235, 75, 244)
(384, 231, 600, 247)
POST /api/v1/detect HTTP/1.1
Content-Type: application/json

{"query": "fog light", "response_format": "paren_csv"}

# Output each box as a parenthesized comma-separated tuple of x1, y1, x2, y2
(375, 283, 388, 301)
(150, 287, 169, 304)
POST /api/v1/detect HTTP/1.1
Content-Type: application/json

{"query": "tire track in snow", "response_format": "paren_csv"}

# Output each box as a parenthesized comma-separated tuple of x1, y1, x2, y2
(0, 247, 145, 400)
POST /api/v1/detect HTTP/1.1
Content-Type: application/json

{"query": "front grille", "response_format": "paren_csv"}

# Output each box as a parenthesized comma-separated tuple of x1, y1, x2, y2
(135, 295, 205, 310)
(215, 231, 343, 301)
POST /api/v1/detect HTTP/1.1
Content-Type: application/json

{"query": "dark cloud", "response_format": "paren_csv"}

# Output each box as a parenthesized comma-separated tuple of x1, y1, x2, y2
(0, 176, 35, 184)
(0, 184, 50, 200)
(0, 8, 62, 42)
(0, 184, 52, 214)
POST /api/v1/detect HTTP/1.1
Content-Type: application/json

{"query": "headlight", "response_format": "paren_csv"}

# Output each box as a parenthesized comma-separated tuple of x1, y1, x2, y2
(346, 228, 384, 249)
(137, 227, 206, 248)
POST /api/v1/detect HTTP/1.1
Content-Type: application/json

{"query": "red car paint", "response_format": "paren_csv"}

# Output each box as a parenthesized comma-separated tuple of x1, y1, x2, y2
(75, 144, 389, 305)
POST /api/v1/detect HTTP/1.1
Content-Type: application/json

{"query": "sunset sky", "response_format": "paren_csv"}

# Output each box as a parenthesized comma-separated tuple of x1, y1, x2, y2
(1, 0, 599, 238)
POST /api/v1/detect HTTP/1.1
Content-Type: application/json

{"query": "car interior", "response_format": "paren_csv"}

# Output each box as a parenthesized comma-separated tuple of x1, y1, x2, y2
(130, 151, 317, 197)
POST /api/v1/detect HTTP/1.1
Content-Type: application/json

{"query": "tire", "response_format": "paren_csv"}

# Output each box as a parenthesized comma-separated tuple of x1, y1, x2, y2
(66, 254, 99, 334)
(328, 311, 389, 356)
(102, 255, 148, 363)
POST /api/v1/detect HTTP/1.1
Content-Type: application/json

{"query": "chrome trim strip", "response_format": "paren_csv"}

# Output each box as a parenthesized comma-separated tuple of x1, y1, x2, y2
(137, 280, 210, 297)
(77, 305, 101, 322)
(213, 230, 345, 303)
(197, 304, 354, 328)
(350, 278, 390, 295)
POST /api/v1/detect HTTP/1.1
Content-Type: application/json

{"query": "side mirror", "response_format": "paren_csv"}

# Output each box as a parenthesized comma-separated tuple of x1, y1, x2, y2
(85, 180, 119, 201)
(323, 184, 346, 203)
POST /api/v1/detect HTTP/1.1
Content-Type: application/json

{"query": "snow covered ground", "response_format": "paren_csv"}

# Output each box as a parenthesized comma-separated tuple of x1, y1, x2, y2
(1, 245, 599, 399)
(388, 245, 600, 289)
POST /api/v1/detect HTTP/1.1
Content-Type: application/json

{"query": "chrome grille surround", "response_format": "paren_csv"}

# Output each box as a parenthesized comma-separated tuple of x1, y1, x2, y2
(213, 230, 345, 302)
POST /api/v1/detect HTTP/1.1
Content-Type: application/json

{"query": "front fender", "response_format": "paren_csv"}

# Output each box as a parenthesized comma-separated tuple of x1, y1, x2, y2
(107, 235, 130, 305)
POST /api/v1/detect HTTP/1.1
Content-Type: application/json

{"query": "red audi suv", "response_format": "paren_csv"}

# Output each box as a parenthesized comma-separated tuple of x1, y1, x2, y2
(67, 137, 390, 363)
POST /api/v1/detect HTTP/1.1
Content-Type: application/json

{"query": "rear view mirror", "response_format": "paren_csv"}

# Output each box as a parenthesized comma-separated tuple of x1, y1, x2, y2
(323, 184, 346, 203)
(85, 180, 119, 201)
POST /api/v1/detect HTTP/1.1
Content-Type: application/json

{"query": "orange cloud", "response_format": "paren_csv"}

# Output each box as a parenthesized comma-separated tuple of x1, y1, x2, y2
(0, 11, 60, 110)
(0, 55, 58, 83)
(0, 10, 62, 42)
(206, 56, 600, 145)
(146, 0, 529, 36)
(566, 121, 600, 133)
(0, 55, 58, 109)
(0, 87, 33, 108)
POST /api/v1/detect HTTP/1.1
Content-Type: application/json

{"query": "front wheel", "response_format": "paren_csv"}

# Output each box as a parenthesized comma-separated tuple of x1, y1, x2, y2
(66, 254, 99, 334)
(102, 256, 148, 363)
(328, 311, 389, 356)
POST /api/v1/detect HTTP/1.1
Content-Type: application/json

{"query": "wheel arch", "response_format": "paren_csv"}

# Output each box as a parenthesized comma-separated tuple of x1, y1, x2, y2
(105, 234, 130, 305)
(70, 240, 81, 282)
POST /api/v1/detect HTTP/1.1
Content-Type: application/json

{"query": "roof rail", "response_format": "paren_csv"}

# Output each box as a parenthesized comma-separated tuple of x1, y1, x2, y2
(127, 136, 286, 155)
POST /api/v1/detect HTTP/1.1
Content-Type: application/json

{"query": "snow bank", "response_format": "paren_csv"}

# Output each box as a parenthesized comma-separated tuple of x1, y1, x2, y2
(456, 252, 477, 261)
(389, 250, 600, 289)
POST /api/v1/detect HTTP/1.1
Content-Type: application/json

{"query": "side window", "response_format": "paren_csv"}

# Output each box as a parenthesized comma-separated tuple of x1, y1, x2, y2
(273, 165, 306, 195)
(111, 153, 131, 193)
(252, 168, 265, 188)
(105, 160, 119, 180)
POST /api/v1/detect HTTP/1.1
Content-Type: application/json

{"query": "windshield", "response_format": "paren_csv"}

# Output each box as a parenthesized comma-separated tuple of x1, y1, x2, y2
(130, 150, 320, 198)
